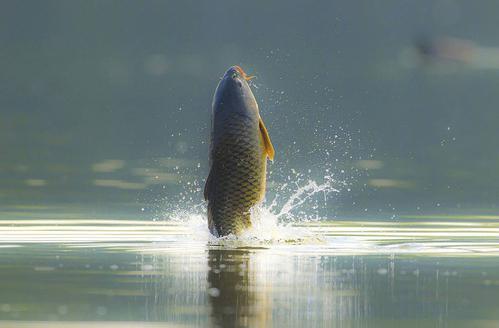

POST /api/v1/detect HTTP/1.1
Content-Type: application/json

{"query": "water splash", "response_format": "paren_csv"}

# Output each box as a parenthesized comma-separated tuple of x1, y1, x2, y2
(243, 176, 338, 243)
(157, 173, 340, 246)
(270, 175, 339, 221)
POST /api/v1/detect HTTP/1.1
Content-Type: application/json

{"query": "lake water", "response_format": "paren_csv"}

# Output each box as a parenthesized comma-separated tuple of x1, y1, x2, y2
(2, 1, 499, 327)
(1, 206, 498, 328)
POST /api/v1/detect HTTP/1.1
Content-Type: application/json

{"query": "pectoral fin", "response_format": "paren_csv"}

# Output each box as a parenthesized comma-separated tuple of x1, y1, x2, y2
(259, 117, 275, 161)
(204, 170, 212, 201)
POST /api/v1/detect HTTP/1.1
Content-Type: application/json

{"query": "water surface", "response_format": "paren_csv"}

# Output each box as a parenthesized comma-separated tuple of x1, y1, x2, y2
(1, 207, 498, 328)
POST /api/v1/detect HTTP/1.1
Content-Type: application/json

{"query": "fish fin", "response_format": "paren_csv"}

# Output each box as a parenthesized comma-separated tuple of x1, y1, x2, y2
(259, 117, 275, 161)
(204, 170, 212, 201)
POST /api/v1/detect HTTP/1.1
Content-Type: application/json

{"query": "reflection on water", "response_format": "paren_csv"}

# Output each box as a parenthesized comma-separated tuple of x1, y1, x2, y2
(207, 249, 265, 328)
(0, 209, 499, 327)
(205, 249, 369, 328)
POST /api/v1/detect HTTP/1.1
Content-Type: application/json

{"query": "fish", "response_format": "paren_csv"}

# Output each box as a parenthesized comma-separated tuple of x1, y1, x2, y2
(204, 66, 275, 237)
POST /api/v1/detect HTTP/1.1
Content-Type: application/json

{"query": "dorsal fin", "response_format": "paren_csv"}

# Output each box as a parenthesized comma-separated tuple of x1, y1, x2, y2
(259, 117, 275, 161)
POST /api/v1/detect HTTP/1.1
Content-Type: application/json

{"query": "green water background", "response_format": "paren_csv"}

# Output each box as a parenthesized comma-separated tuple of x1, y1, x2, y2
(2, 0, 498, 215)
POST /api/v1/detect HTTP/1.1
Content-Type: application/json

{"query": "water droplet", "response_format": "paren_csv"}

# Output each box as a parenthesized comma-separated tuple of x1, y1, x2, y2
(207, 287, 220, 297)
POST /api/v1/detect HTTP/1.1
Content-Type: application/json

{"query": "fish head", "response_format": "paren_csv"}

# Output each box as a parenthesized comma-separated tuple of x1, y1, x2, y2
(212, 66, 259, 117)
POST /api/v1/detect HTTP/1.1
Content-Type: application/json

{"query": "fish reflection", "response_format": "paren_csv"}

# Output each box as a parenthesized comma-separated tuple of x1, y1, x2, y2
(207, 249, 271, 328)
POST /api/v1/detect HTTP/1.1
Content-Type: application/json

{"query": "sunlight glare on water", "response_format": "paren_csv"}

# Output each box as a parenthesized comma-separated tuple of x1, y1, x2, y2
(1, 183, 499, 328)
(1, 208, 499, 327)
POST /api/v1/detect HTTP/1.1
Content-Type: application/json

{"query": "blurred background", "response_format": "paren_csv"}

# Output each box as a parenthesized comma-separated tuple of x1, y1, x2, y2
(1, 0, 498, 218)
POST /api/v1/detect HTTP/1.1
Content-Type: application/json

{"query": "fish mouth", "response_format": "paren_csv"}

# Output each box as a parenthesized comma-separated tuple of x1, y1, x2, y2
(234, 65, 256, 81)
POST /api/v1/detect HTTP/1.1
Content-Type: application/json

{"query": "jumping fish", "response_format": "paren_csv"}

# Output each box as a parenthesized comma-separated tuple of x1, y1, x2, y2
(204, 66, 274, 236)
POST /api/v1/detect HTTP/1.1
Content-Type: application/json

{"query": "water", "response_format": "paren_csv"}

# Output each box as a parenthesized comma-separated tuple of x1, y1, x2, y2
(2, 1, 499, 327)
(1, 204, 499, 327)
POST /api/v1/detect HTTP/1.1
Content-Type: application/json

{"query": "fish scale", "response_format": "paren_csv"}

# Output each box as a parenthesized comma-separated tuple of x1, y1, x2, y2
(207, 113, 265, 236)
(205, 66, 274, 237)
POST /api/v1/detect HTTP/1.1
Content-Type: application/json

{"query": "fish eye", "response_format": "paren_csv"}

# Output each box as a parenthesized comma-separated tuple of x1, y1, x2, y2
(231, 72, 238, 79)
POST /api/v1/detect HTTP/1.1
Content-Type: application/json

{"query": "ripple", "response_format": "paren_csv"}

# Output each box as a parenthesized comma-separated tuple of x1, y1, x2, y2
(0, 215, 498, 256)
